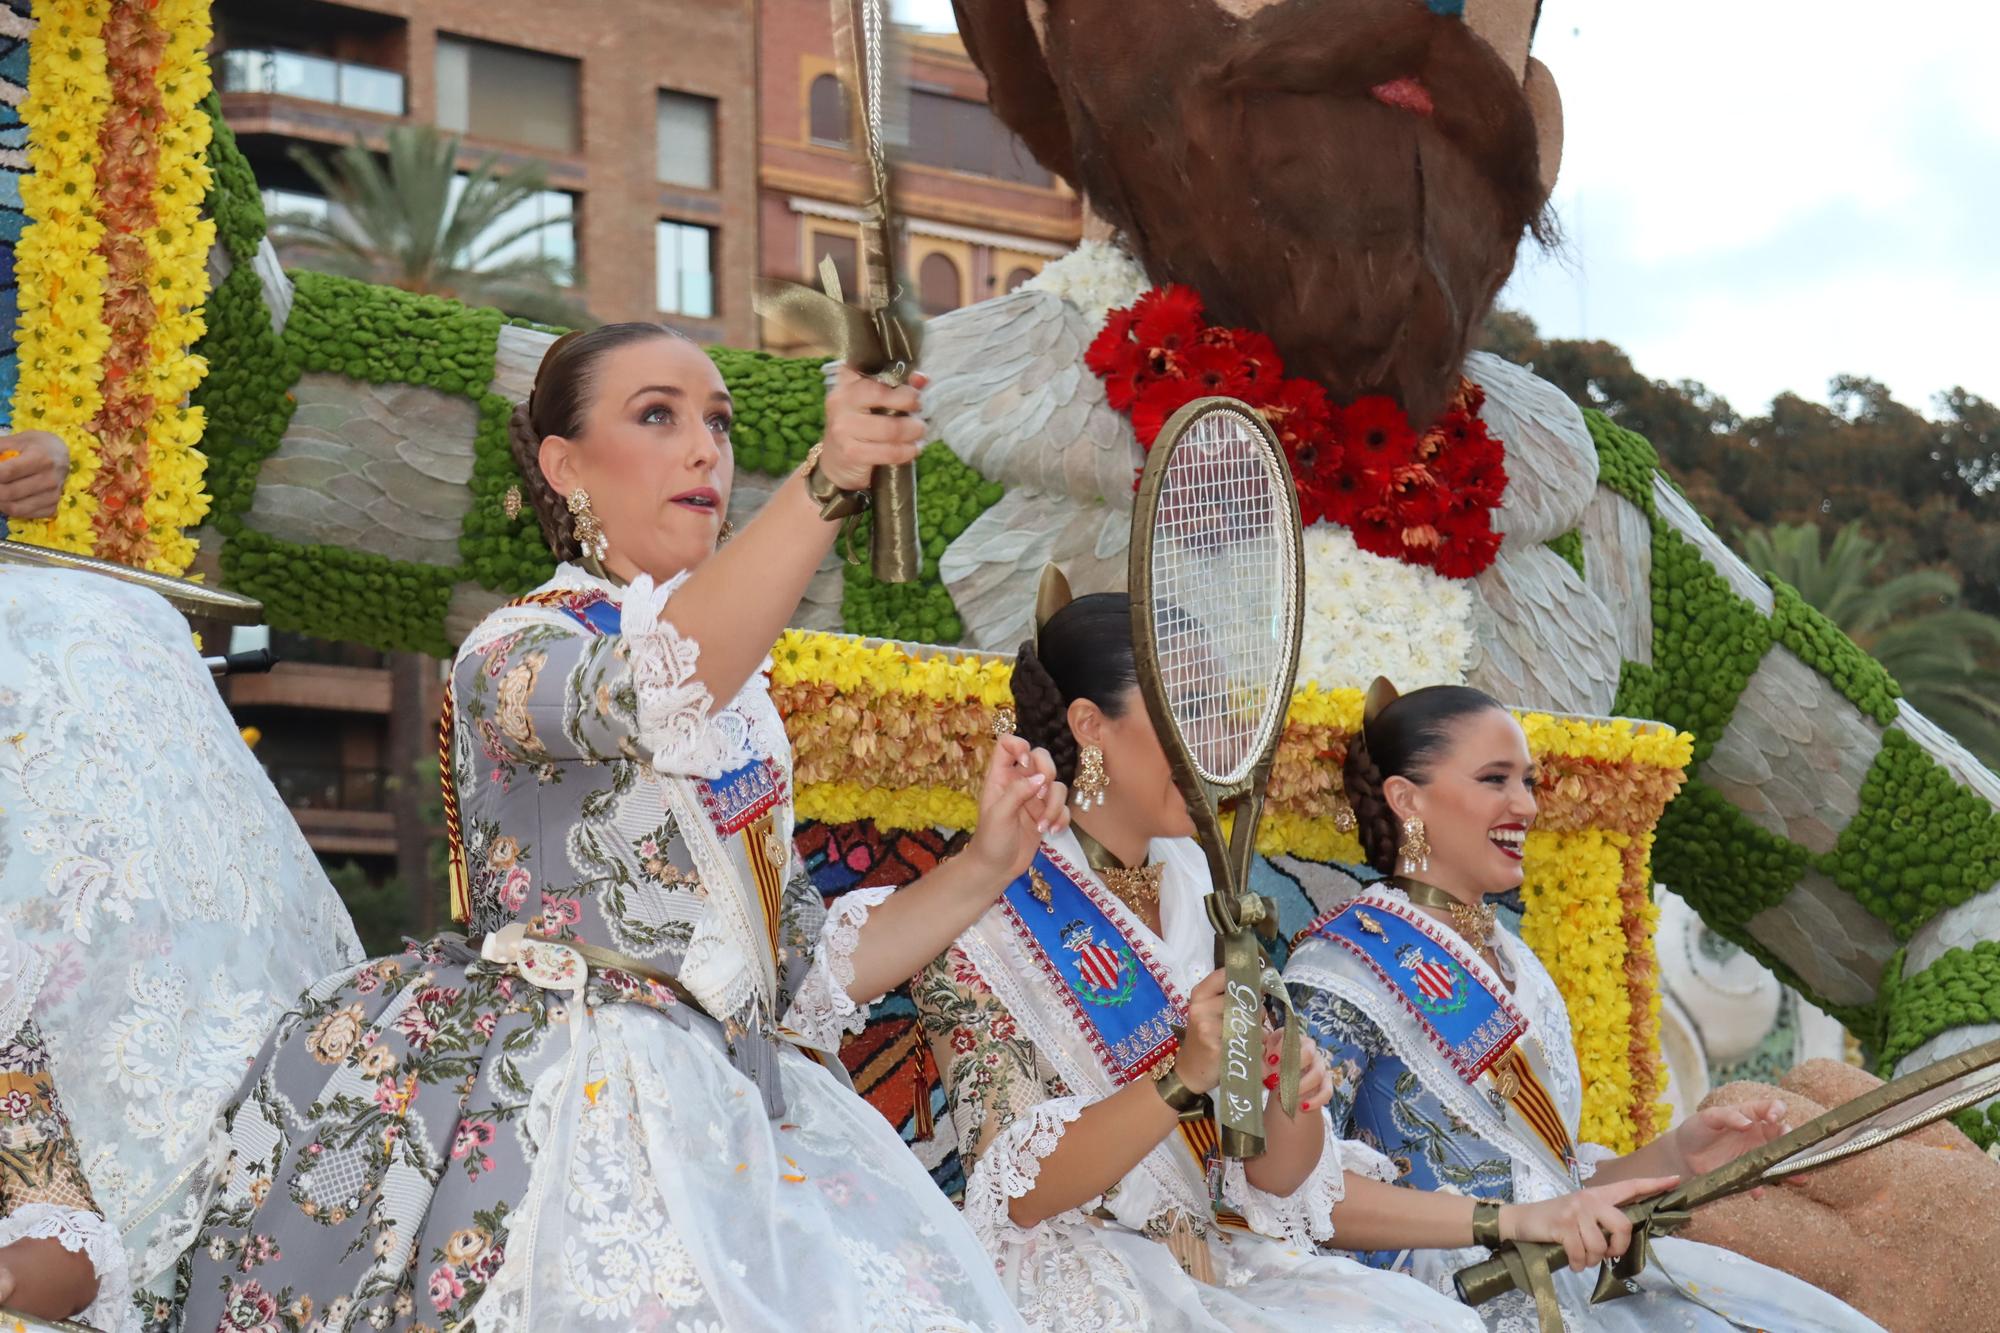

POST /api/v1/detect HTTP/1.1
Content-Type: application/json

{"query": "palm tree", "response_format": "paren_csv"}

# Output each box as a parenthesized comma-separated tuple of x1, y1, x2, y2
(271, 124, 590, 327)
(1740, 521, 2000, 763)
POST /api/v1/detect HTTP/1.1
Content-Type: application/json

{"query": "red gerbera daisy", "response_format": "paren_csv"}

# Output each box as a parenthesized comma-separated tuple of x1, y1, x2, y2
(1340, 396, 1420, 477)
(1131, 285, 1206, 351)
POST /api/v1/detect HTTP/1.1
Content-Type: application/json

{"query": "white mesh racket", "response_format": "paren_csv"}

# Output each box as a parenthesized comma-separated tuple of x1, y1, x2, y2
(1129, 397, 1305, 1158)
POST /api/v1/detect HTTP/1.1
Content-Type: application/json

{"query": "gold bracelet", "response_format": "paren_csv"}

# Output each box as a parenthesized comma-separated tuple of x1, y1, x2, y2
(801, 442, 870, 521)
(1470, 1200, 1504, 1249)
(1151, 1060, 1213, 1122)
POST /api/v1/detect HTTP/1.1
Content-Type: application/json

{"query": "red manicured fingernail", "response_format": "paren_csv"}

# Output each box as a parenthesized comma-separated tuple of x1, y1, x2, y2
(1264, 1073, 1280, 1089)
(1267, 1053, 1280, 1067)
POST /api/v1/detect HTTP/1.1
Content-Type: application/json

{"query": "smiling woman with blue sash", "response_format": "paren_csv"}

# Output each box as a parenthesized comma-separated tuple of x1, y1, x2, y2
(1285, 680, 1883, 1332)
(915, 584, 1481, 1331)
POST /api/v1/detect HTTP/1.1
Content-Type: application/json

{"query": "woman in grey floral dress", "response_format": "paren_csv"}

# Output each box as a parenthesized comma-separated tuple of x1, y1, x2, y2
(184, 324, 1067, 1333)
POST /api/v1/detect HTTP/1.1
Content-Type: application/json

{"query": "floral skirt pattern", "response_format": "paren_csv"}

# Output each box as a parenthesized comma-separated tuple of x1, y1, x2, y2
(182, 939, 1023, 1332)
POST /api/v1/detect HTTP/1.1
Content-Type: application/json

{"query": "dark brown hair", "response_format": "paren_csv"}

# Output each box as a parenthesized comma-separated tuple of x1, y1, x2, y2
(1011, 593, 1137, 786)
(1344, 684, 1507, 873)
(506, 322, 691, 560)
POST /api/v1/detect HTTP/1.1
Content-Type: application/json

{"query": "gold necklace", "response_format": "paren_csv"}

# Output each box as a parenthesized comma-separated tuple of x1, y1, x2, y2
(1396, 877, 1497, 949)
(1072, 825, 1162, 919)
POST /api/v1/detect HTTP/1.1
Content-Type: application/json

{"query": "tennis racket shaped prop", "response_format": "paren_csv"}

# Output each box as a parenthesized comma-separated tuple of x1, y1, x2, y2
(1129, 396, 1309, 1160)
(1455, 1034, 2000, 1330)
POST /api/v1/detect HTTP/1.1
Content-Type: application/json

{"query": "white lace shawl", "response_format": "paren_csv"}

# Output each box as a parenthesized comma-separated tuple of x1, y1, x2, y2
(0, 929, 47, 1050)
(957, 830, 1359, 1254)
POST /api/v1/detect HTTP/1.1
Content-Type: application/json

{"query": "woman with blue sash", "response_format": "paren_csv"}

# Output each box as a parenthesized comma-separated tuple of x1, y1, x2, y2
(181, 326, 1062, 1332)
(915, 587, 1482, 1331)
(1284, 681, 1884, 1331)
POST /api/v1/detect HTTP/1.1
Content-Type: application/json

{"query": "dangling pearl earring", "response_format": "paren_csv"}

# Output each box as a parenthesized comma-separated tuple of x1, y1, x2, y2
(1398, 816, 1430, 876)
(567, 488, 609, 568)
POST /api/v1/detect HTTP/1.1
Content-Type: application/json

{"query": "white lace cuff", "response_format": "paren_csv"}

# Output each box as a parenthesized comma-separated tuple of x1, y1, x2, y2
(780, 884, 895, 1051)
(1574, 1141, 1621, 1183)
(0, 1201, 132, 1333)
(1220, 1109, 1351, 1248)
(960, 1095, 1093, 1250)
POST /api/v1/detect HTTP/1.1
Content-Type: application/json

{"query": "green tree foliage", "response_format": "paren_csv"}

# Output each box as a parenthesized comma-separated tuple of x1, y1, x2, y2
(274, 124, 592, 327)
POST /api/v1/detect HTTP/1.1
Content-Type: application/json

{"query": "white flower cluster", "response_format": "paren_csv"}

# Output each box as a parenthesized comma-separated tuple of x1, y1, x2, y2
(1297, 525, 1475, 691)
(1021, 240, 1149, 326)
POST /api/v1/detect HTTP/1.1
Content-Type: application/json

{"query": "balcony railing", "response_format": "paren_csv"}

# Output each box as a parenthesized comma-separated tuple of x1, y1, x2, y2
(219, 47, 405, 116)
(269, 764, 393, 812)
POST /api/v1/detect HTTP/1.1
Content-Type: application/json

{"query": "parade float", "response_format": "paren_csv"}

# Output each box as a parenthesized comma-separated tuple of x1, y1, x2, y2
(1, 0, 1996, 1324)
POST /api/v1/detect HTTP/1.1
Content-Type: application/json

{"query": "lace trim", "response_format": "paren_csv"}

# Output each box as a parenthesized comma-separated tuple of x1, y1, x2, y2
(1219, 1111, 1351, 1248)
(960, 1095, 1093, 1251)
(781, 884, 895, 1050)
(620, 572, 750, 780)
(0, 1201, 132, 1333)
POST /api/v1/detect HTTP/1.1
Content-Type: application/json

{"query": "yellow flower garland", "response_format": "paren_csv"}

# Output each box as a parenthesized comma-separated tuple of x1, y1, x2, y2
(136, 0, 216, 573)
(1519, 830, 1641, 1151)
(771, 630, 1692, 1147)
(7, 0, 215, 573)
(7, 0, 112, 552)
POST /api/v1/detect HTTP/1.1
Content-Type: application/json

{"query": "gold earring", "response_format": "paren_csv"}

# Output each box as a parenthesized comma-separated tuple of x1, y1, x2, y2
(1398, 816, 1430, 876)
(567, 488, 609, 565)
(1073, 744, 1108, 811)
(502, 484, 523, 520)
(718, 518, 736, 545)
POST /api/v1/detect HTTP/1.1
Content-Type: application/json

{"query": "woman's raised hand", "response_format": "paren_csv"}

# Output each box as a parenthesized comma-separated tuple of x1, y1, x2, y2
(962, 734, 1069, 888)
(1498, 1175, 1680, 1272)
(814, 368, 928, 491)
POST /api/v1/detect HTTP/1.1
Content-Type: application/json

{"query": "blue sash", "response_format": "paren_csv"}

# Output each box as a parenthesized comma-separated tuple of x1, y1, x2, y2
(1302, 895, 1526, 1083)
(554, 591, 621, 637)
(1002, 848, 1180, 1084)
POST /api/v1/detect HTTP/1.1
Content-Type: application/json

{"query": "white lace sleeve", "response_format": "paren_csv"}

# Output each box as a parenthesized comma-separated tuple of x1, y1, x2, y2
(1219, 1109, 1353, 1247)
(0, 1201, 133, 1333)
(780, 884, 895, 1050)
(1573, 1141, 1621, 1183)
(619, 573, 732, 778)
(960, 1095, 1093, 1249)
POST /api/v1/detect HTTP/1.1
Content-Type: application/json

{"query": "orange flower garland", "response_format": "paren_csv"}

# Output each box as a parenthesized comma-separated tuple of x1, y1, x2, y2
(84, 0, 167, 567)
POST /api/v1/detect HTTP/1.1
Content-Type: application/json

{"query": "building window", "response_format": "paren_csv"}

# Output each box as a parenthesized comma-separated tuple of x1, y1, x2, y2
(657, 90, 717, 190)
(918, 252, 962, 316)
(810, 230, 860, 303)
(436, 35, 579, 154)
(455, 182, 577, 285)
(219, 48, 406, 115)
(907, 90, 1052, 187)
(1005, 265, 1037, 292)
(809, 74, 851, 147)
(657, 220, 716, 319)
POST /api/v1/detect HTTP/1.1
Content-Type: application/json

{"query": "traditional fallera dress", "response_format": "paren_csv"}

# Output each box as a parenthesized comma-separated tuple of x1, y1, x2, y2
(1285, 884, 1886, 1333)
(182, 564, 1024, 1332)
(0, 928, 131, 1333)
(914, 827, 1485, 1332)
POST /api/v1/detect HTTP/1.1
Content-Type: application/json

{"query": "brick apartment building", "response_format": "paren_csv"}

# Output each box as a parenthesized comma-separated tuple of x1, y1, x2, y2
(208, 0, 1081, 921)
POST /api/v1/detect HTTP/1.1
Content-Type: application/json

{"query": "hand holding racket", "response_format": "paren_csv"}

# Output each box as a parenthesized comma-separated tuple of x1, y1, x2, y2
(1455, 1035, 2000, 1328)
(1128, 396, 1309, 1159)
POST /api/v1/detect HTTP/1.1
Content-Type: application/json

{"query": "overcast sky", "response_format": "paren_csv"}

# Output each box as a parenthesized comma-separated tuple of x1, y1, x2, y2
(895, 0, 2000, 417)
